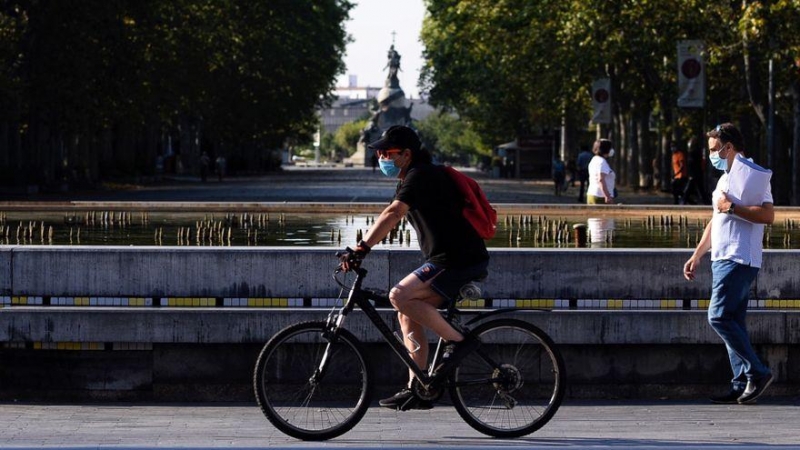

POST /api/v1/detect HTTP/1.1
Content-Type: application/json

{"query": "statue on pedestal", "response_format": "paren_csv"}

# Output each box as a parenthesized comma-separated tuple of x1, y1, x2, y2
(350, 43, 415, 166)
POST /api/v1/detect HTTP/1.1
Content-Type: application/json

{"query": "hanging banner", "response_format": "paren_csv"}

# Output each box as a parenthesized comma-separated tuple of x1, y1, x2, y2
(677, 40, 705, 108)
(591, 78, 612, 124)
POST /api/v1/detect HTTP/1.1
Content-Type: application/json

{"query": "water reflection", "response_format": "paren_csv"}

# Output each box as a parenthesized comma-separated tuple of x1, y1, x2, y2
(0, 210, 798, 249)
(587, 218, 615, 247)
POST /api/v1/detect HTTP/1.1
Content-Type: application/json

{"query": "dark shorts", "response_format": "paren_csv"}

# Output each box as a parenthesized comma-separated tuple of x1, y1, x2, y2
(412, 260, 489, 303)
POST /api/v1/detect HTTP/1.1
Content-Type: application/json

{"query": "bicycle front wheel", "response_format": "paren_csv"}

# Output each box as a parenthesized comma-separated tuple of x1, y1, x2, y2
(449, 318, 566, 438)
(254, 321, 373, 440)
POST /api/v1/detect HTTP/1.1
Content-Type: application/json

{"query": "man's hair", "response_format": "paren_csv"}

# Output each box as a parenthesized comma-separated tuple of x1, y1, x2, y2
(592, 139, 613, 156)
(707, 123, 744, 151)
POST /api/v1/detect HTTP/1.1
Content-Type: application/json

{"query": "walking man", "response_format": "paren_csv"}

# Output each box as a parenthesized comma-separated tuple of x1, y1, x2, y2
(683, 123, 774, 404)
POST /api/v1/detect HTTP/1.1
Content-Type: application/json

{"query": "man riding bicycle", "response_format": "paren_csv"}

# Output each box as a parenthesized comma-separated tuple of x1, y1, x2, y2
(339, 125, 490, 410)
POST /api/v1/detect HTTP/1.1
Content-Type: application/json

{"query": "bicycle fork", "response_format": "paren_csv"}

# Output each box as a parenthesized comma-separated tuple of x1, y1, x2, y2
(311, 311, 349, 384)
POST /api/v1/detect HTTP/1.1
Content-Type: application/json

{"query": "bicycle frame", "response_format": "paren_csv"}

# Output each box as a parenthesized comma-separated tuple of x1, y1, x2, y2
(255, 264, 567, 440)
(323, 266, 514, 391)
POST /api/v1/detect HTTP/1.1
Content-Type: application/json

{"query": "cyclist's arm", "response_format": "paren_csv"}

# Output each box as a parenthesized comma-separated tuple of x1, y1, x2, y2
(362, 200, 409, 248)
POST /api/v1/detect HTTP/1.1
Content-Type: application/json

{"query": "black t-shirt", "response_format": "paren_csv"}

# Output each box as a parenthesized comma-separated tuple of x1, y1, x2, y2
(394, 163, 489, 268)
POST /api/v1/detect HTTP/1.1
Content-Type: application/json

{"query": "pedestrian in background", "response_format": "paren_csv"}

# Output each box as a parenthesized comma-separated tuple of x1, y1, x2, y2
(683, 122, 774, 405)
(199, 152, 211, 182)
(215, 155, 226, 181)
(576, 145, 593, 203)
(671, 144, 688, 204)
(552, 156, 566, 196)
(586, 139, 615, 204)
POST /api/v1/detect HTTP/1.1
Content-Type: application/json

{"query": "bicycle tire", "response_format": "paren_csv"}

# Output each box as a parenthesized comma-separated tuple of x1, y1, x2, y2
(448, 318, 566, 438)
(253, 321, 373, 440)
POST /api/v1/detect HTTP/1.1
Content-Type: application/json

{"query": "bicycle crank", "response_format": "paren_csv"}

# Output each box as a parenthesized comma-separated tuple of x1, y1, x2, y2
(411, 378, 445, 402)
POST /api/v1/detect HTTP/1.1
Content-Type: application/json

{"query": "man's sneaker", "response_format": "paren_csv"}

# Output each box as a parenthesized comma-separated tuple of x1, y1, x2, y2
(709, 389, 744, 404)
(432, 334, 481, 378)
(738, 373, 774, 404)
(378, 388, 433, 410)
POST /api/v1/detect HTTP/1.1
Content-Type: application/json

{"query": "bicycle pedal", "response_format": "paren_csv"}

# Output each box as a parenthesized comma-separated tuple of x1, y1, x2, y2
(398, 396, 418, 411)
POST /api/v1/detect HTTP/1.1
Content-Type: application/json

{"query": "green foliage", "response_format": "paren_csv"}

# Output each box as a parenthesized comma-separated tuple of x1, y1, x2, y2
(333, 120, 367, 157)
(421, 0, 800, 201)
(416, 111, 488, 164)
(0, 0, 353, 183)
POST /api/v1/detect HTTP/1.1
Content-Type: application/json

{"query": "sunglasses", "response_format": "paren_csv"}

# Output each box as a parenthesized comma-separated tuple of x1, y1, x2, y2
(713, 124, 733, 142)
(376, 149, 402, 158)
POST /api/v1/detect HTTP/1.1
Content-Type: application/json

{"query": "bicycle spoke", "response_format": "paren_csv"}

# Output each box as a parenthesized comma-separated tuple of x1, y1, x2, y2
(254, 322, 373, 440)
(449, 319, 565, 438)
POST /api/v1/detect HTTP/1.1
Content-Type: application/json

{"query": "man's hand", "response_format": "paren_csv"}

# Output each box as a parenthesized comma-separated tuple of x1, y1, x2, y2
(683, 257, 698, 281)
(716, 191, 732, 214)
(338, 241, 371, 272)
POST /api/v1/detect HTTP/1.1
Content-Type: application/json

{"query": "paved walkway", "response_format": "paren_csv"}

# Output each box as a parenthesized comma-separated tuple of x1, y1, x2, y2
(1, 400, 799, 449)
(2, 166, 678, 205)
(7, 168, 788, 449)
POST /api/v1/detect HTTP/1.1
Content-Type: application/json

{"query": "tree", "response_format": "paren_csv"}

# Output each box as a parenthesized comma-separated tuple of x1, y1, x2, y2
(415, 111, 488, 165)
(333, 119, 366, 158)
(420, 0, 800, 202)
(0, 0, 354, 186)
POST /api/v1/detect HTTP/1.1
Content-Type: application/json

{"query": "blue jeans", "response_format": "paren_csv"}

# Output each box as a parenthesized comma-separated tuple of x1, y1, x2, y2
(708, 259, 770, 391)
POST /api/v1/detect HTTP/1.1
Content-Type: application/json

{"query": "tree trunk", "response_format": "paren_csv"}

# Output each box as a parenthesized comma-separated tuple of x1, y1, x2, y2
(626, 108, 639, 189)
(792, 79, 800, 206)
(659, 106, 674, 192)
(614, 113, 625, 186)
(637, 109, 652, 189)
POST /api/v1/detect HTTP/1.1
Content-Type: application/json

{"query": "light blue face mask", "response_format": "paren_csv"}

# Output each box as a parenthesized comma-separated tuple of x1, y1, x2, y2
(379, 158, 401, 177)
(709, 149, 728, 171)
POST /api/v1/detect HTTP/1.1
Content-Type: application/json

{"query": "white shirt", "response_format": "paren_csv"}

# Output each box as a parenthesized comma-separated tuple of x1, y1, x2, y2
(710, 162, 773, 268)
(587, 156, 614, 198)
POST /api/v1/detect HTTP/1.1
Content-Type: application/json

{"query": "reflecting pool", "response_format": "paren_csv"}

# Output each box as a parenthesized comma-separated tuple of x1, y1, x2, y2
(1, 210, 799, 249)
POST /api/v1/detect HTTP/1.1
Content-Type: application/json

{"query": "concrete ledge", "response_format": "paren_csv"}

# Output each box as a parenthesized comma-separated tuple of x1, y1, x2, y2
(2, 246, 799, 401)
(2, 246, 799, 299)
(1, 308, 797, 401)
(1, 308, 797, 345)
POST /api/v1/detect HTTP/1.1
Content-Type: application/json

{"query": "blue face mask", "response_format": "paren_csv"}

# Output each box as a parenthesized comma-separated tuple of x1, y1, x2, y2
(709, 150, 728, 171)
(379, 158, 401, 177)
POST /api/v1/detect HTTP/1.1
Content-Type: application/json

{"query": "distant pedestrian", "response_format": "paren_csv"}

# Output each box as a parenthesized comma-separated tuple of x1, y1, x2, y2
(683, 123, 775, 405)
(671, 145, 688, 204)
(199, 152, 211, 182)
(576, 146, 592, 203)
(684, 137, 710, 204)
(215, 156, 227, 181)
(371, 152, 378, 173)
(586, 139, 615, 204)
(552, 157, 566, 196)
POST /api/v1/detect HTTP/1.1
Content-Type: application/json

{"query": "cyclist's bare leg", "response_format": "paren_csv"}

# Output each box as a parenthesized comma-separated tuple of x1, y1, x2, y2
(390, 272, 464, 383)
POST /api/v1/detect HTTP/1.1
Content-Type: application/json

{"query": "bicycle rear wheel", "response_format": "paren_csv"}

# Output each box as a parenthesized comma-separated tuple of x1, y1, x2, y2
(254, 321, 373, 440)
(449, 318, 566, 438)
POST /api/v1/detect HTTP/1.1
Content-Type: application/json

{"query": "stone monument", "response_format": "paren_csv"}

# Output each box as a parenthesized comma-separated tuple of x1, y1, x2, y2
(349, 44, 414, 166)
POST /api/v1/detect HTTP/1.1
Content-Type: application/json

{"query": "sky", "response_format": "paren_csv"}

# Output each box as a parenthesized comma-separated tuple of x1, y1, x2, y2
(335, 0, 426, 99)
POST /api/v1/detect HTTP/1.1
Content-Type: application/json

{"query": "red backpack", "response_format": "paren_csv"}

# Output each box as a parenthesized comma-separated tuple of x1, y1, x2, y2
(443, 166, 497, 239)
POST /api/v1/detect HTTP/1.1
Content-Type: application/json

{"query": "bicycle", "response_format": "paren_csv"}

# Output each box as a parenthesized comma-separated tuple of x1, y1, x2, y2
(253, 259, 566, 441)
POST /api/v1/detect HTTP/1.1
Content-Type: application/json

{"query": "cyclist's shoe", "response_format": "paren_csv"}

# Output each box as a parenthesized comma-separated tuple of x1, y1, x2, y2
(378, 388, 433, 411)
(432, 334, 481, 378)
